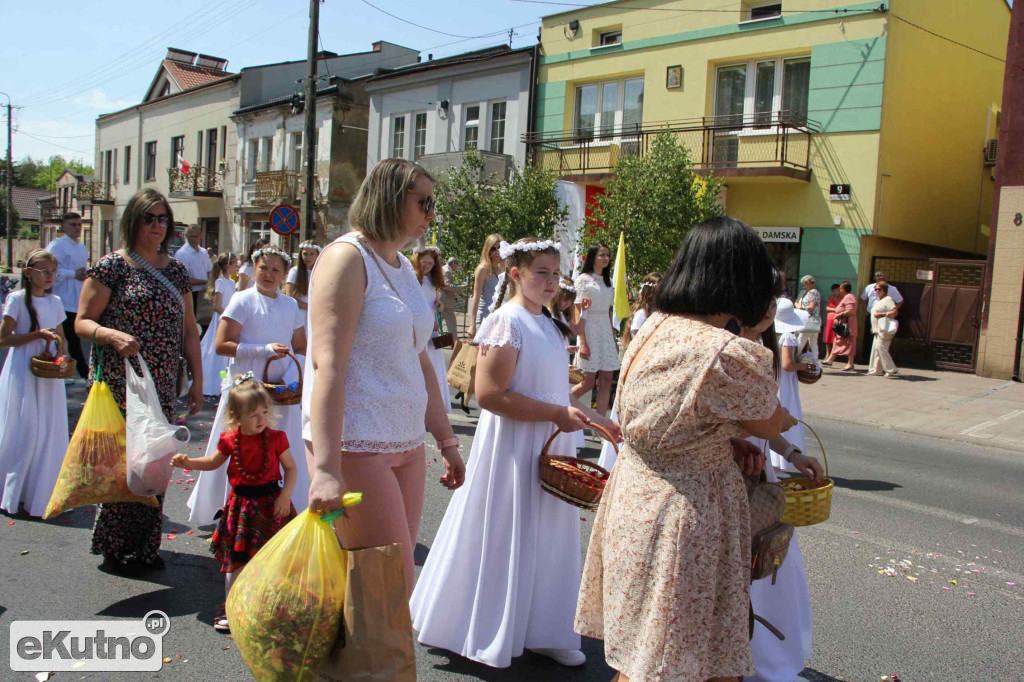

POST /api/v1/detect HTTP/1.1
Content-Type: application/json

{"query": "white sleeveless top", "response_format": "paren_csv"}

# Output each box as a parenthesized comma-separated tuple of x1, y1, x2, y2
(301, 233, 434, 453)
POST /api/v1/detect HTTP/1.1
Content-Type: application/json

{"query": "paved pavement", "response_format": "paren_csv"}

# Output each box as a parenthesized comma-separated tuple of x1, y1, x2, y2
(3, 377, 1024, 681)
(802, 364, 1024, 453)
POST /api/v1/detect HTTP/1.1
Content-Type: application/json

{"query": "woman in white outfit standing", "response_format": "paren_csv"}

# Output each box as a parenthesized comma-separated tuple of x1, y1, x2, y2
(768, 298, 812, 472)
(199, 252, 238, 396)
(867, 282, 900, 377)
(412, 245, 451, 414)
(187, 246, 309, 523)
(571, 243, 619, 417)
(598, 272, 661, 472)
(284, 242, 320, 338)
(304, 159, 466, 594)
(741, 298, 824, 682)
(411, 238, 620, 669)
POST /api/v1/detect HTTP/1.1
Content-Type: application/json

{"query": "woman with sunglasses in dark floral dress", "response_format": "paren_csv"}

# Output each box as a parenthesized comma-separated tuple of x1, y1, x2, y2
(76, 189, 204, 573)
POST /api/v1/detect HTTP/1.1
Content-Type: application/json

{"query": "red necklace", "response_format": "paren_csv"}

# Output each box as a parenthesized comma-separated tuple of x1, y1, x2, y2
(233, 427, 272, 483)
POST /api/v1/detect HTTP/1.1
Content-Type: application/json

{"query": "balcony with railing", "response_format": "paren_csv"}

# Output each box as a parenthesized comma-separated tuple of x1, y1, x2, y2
(77, 180, 114, 204)
(524, 112, 819, 182)
(168, 166, 223, 198)
(254, 170, 301, 206)
(39, 202, 64, 223)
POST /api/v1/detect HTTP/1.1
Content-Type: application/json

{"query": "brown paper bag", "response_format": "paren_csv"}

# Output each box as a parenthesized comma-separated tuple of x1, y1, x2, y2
(446, 340, 478, 397)
(315, 543, 416, 682)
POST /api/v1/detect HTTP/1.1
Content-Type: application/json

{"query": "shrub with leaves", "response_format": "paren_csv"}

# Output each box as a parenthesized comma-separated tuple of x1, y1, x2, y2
(589, 132, 723, 282)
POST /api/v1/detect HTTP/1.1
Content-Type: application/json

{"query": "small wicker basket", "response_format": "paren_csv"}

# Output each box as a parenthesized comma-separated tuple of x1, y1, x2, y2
(568, 366, 585, 385)
(539, 422, 615, 510)
(31, 339, 76, 380)
(780, 419, 833, 526)
(796, 362, 822, 385)
(262, 351, 303, 406)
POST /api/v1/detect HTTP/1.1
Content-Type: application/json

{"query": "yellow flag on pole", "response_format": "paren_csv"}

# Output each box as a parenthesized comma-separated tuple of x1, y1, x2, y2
(613, 231, 630, 325)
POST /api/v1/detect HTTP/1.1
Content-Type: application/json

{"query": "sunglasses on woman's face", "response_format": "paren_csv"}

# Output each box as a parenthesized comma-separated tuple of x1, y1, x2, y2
(409, 192, 434, 215)
(140, 212, 169, 227)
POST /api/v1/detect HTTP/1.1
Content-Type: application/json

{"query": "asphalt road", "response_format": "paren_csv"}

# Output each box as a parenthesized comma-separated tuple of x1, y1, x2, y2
(2, 385, 1023, 682)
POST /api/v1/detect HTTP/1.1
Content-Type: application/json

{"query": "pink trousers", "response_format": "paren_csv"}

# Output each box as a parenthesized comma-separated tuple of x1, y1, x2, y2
(334, 445, 426, 595)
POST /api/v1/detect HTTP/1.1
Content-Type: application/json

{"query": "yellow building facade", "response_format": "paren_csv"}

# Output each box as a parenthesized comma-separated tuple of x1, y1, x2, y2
(530, 0, 1009, 305)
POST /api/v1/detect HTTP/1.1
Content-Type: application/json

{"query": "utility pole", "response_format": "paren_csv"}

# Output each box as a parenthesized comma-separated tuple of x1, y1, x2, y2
(302, 0, 320, 242)
(1, 92, 12, 272)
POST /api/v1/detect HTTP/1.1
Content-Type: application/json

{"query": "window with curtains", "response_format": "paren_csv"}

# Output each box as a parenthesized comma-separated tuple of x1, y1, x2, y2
(573, 76, 644, 141)
(715, 56, 810, 127)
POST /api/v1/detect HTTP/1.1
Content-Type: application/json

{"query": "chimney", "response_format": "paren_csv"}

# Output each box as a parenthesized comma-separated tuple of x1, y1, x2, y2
(372, 41, 382, 52)
(428, 53, 433, 61)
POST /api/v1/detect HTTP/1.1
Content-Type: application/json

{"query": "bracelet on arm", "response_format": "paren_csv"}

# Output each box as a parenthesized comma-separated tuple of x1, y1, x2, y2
(436, 436, 460, 451)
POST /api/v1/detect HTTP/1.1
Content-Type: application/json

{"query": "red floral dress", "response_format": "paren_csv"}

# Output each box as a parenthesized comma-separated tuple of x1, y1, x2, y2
(88, 252, 189, 566)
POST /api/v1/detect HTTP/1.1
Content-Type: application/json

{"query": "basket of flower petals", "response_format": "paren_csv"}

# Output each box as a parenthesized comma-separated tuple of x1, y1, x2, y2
(31, 339, 76, 380)
(539, 423, 615, 510)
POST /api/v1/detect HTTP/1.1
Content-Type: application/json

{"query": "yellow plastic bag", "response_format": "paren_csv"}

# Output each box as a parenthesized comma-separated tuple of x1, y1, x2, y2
(44, 350, 157, 519)
(228, 496, 362, 682)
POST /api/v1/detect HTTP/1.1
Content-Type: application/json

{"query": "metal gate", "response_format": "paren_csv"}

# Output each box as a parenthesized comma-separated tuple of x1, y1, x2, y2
(927, 259, 986, 371)
(869, 256, 986, 372)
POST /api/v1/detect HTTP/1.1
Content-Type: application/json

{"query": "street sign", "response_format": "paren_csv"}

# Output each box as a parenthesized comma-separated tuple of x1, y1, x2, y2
(829, 184, 851, 201)
(753, 227, 800, 243)
(269, 204, 300, 236)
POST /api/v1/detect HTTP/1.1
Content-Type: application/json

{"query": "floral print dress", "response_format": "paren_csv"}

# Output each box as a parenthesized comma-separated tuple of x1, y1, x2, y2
(88, 252, 189, 565)
(575, 314, 779, 681)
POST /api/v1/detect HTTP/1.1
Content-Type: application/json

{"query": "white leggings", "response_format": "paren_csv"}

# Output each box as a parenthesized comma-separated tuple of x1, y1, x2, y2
(797, 331, 820, 359)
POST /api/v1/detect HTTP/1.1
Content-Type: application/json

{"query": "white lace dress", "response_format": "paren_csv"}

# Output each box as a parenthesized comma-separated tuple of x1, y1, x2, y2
(420, 277, 450, 413)
(574, 273, 620, 373)
(186, 288, 308, 523)
(198, 277, 235, 396)
(410, 302, 582, 668)
(0, 291, 69, 516)
(770, 332, 805, 472)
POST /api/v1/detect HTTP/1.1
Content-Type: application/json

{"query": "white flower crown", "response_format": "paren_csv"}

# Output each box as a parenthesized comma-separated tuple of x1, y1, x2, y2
(498, 240, 562, 260)
(298, 242, 321, 252)
(252, 246, 293, 267)
(415, 244, 440, 256)
(640, 281, 655, 290)
(559, 282, 576, 293)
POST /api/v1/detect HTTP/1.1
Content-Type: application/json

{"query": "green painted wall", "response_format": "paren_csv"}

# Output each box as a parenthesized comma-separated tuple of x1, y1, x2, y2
(534, 81, 566, 136)
(808, 37, 886, 133)
(799, 227, 867, 295)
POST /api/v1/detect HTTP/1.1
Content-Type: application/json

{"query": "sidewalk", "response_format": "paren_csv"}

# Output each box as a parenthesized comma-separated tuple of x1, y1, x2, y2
(800, 364, 1024, 452)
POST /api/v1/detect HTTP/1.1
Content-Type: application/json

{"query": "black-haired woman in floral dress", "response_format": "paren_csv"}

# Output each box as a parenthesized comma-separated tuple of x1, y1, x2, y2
(76, 189, 204, 572)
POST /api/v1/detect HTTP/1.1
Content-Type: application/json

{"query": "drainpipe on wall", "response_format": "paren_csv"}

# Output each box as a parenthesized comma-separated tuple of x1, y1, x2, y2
(526, 43, 539, 163)
(1013, 267, 1024, 381)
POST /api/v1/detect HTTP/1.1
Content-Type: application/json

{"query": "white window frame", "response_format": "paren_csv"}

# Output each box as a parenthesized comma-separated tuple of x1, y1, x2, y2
(572, 76, 644, 145)
(413, 112, 428, 160)
(392, 115, 407, 159)
(713, 55, 810, 135)
(489, 101, 507, 154)
(598, 30, 622, 46)
(743, 1, 782, 23)
(247, 139, 259, 181)
(463, 104, 481, 151)
(259, 137, 272, 173)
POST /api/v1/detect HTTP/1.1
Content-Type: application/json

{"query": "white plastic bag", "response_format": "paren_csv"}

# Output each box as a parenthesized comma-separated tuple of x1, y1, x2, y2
(126, 355, 190, 496)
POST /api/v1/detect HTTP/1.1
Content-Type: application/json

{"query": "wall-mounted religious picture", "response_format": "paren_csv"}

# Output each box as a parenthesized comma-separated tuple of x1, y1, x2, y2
(666, 65, 683, 89)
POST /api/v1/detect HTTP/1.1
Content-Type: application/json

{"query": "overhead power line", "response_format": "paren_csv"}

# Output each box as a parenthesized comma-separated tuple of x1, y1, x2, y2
(509, 0, 884, 14)
(358, 0, 479, 38)
(14, 130, 94, 157)
(890, 13, 1006, 63)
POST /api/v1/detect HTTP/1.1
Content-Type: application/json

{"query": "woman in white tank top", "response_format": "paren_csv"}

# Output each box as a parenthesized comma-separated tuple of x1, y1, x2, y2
(302, 159, 466, 593)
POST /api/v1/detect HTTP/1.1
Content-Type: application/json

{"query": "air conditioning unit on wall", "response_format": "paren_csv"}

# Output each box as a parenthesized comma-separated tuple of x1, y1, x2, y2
(984, 138, 998, 166)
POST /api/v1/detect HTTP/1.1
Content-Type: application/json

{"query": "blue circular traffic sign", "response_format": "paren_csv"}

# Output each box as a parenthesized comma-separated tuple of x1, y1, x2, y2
(269, 204, 300, 236)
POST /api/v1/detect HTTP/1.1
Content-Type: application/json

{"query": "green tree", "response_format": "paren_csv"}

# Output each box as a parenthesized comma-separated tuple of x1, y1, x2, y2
(435, 151, 566, 281)
(0, 155, 94, 192)
(589, 132, 723, 282)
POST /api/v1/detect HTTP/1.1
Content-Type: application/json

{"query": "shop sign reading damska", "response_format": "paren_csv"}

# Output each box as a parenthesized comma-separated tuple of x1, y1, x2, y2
(753, 227, 801, 243)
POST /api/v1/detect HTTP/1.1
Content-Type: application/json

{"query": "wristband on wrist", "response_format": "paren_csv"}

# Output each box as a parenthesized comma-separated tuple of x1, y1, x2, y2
(436, 436, 459, 450)
(784, 445, 802, 462)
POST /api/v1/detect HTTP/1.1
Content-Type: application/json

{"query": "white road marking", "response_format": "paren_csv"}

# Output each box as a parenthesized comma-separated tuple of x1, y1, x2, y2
(959, 409, 1024, 439)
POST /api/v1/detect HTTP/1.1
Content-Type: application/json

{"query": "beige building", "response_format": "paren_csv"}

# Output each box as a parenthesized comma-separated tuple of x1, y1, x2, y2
(93, 48, 239, 256)
(38, 170, 95, 257)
